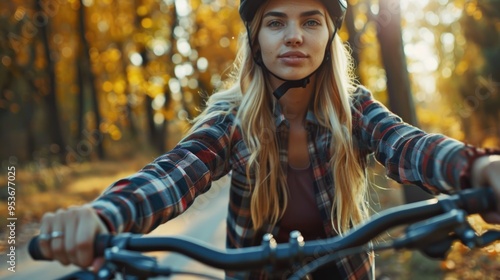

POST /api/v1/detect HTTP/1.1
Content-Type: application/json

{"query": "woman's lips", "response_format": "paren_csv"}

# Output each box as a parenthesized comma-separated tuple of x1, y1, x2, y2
(278, 51, 308, 65)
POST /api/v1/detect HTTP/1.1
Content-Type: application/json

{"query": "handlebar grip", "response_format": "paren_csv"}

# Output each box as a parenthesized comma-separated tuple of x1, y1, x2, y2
(28, 236, 46, 260)
(95, 233, 114, 256)
(28, 234, 115, 261)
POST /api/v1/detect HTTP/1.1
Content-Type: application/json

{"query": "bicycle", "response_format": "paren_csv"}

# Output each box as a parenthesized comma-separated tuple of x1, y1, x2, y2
(28, 187, 500, 280)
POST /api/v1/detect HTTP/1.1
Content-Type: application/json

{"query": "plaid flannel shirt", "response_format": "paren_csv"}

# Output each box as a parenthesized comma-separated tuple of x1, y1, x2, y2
(92, 86, 480, 279)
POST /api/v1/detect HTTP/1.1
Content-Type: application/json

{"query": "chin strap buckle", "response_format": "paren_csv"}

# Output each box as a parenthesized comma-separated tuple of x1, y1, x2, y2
(272, 77, 311, 100)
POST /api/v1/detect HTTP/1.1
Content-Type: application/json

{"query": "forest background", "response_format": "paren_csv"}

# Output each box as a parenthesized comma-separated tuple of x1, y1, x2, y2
(1, 0, 500, 279)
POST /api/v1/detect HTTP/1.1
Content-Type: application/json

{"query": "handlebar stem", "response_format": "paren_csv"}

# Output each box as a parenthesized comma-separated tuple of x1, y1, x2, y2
(288, 231, 305, 263)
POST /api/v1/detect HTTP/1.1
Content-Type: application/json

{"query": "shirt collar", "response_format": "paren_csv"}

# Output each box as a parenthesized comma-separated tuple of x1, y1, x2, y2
(273, 101, 320, 128)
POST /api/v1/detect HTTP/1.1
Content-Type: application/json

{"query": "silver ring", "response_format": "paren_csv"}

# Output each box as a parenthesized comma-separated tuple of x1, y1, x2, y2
(39, 233, 51, 241)
(50, 231, 64, 238)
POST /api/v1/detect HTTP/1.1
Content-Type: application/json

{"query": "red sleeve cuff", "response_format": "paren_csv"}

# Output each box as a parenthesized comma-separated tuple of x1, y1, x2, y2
(95, 209, 118, 234)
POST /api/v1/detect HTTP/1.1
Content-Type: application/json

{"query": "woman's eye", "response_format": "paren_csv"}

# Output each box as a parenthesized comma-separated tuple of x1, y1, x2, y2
(304, 20, 320, 26)
(267, 20, 283, 28)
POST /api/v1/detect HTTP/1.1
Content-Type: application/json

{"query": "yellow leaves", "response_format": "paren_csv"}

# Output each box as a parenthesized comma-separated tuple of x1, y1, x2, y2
(133, 33, 150, 45)
(61, 46, 74, 59)
(441, 215, 500, 278)
(127, 66, 144, 86)
(455, 44, 484, 77)
(113, 81, 127, 95)
(482, 136, 499, 149)
(92, 48, 122, 73)
(354, 12, 368, 31)
(441, 259, 456, 271)
(102, 80, 127, 96)
(89, 47, 99, 60)
(416, 106, 465, 140)
(360, 24, 378, 46)
(89, 12, 100, 25)
(110, 130, 122, 141)
(472, 10, 483, 21)
(164, 108, 176, 121)
(195, 5, 212, 23)
(137, 5, 149, 17)
(464, 0, 483, 21)
(194, 28, 210, 47)
(147, 81, 164, 97)
(455, 60, 469, 76)
(107, 48, 122, 61)
(100, 123, 122, 141)
(141, 18, 154, 29)
(465, 2, 477, 15)
(102, 81, 113, 92)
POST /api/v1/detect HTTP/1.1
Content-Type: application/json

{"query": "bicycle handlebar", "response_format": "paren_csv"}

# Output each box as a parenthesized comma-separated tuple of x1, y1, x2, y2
(28, 187, 497, 272)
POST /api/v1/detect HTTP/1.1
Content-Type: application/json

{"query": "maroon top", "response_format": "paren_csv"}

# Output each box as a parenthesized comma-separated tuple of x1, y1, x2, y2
(276, 163, 327, 243)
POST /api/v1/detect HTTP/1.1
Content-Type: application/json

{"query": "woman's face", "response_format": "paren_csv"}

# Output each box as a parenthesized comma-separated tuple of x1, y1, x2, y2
(257, 0, 330, 82)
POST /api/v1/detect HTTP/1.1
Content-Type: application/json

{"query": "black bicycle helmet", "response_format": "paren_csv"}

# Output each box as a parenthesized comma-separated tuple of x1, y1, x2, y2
(239, 0, 348, 99)
(239, 0, 347, 30)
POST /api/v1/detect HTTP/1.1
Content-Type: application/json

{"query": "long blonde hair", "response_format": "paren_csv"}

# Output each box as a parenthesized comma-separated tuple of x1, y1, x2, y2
(191, 5, 369, 235)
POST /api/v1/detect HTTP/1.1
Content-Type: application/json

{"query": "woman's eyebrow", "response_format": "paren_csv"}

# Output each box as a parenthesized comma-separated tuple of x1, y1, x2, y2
(300, 10, 325, 18)
(263, 10, 325, 19)
(263, 11, 287, 18)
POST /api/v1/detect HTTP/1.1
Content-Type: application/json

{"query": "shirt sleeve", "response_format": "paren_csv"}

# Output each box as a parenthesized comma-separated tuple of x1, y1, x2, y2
(351, 85, 492, 194)
(91, 106, 237, 234)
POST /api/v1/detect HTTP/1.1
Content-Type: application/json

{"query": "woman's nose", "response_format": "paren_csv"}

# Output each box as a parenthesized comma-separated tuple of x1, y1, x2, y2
(284, 24, 303, 46)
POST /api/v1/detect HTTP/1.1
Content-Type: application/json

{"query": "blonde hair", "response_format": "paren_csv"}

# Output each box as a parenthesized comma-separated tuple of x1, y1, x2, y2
(191, 5, 369, 235)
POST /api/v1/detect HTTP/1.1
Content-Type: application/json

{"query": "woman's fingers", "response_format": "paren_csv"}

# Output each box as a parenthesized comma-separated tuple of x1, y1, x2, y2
(472, 155, 500, 224)
(37, 205, 109, 268)
(91, 257, 106, 273)
(64, 207, 80, 265)
(75, 206, 109, 268)
(51, 209, 70, 265)
(38, 212, 55, 260)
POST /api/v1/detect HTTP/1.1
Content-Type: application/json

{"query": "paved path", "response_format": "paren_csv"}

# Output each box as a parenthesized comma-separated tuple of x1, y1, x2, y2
(0, 177, 230, 280)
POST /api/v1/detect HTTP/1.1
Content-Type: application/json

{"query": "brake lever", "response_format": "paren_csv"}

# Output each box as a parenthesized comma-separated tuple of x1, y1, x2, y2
(55, 270, 101, 280)
(392, 208, 500, 260)
(104, 247, 171, 279)
(418, 235, 456, 259)
(418, 228, 500, 260)
(392, 209, 470, 258)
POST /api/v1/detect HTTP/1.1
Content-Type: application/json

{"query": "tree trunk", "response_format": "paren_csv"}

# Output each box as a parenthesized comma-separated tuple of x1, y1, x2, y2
(76, 56, 85, 147)
(134, 0, 171, 153)
(118, 41, 139, 138)
(78, 0, 104, 159)
(377, 0, 432, 203)
(345, 3, 361, 81)
(36, 0, 66, 162)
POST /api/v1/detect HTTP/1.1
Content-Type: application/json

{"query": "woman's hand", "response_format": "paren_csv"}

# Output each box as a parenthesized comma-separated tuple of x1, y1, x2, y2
(472, 155, 500, 224)
(38, 205, 109, 271)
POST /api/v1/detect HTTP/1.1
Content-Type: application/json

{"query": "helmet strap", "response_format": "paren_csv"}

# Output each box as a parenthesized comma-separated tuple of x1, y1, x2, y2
(269, 70, 312, 100)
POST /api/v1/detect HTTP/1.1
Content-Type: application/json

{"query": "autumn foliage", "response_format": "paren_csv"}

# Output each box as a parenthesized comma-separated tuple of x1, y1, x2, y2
(1, 0, 500, 278)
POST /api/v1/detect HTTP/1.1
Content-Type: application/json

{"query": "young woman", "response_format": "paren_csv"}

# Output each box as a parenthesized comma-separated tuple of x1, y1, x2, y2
(37, 0, 500, 279)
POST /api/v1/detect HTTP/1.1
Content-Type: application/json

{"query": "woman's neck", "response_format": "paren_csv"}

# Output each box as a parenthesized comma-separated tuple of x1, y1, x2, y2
(273, 78, 315, 125)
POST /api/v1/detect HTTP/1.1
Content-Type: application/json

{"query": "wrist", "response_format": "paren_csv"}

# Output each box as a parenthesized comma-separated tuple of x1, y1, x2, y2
(471, 155, 496, 188)
(459, 145, 500, 190)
